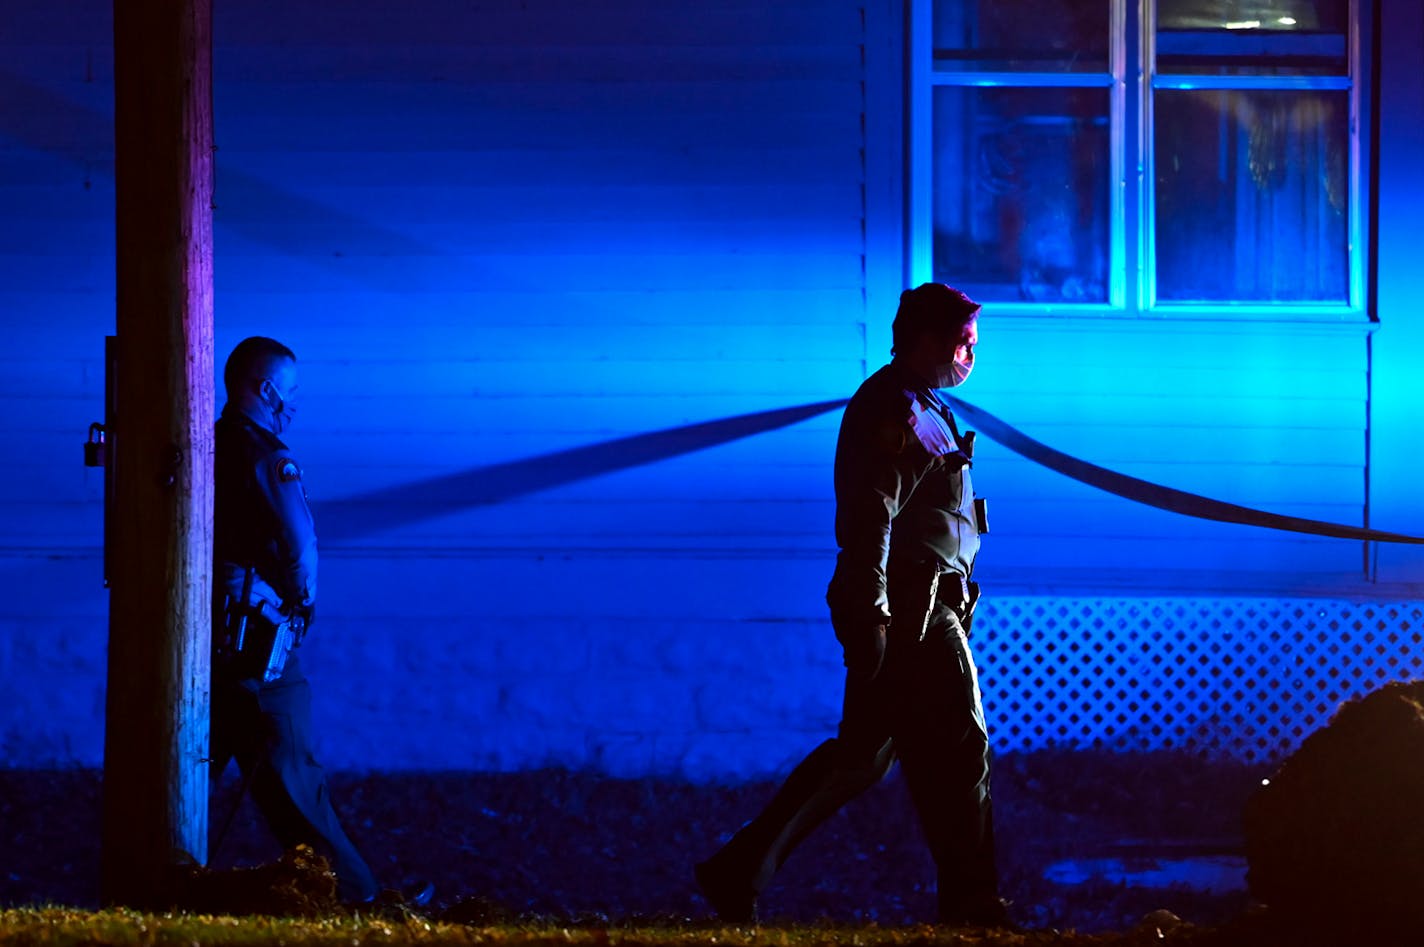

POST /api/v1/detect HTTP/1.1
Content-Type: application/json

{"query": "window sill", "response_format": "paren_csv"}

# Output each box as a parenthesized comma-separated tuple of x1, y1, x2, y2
(979, 308, 1377, 331)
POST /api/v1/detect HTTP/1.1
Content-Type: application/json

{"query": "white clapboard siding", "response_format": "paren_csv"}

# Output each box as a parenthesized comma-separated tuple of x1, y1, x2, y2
(0, 0, 1375, 596)
(954, 318, 1369, 581)
(0, 0, 1399, 775)
(193, 1, 873, 588)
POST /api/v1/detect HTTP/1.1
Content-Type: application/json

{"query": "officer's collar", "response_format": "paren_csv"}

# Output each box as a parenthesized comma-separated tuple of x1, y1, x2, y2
(889, 359, 949, 410)
(221, 403, 286, 446)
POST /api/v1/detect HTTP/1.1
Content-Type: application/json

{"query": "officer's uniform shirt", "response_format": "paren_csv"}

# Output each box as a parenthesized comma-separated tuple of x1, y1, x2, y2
(210, 403, 380, 903)
(825, 360, 980, 626)
(214, 405, 318, 615)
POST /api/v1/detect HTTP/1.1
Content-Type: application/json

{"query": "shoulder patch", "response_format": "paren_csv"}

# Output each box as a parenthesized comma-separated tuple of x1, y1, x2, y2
(277, 459, 302, 483)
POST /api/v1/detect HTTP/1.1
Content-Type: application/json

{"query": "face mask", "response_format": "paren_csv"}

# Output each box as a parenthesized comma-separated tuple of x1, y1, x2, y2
(944, 357, 973, 388)
(263, 383, 297, 433)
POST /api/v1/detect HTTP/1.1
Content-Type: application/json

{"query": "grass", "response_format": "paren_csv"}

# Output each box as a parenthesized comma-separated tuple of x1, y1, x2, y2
(0, 906, 1235, 947)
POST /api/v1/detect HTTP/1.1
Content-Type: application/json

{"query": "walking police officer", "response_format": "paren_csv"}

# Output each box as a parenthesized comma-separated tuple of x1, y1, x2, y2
(695, 284, 1009, 928)
(210, 336, 423, 905)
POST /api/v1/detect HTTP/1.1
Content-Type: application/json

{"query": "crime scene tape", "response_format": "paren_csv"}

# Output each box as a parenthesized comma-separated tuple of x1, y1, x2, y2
(943, 395, 1424, 545)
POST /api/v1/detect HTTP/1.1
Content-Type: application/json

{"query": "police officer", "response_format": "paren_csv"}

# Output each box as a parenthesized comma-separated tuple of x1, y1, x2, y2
(695, 284, 1008, 928)
(211, 337, 425, 905)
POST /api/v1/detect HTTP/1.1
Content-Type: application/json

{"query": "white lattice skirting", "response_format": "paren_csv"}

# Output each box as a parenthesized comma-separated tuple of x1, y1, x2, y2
(971, 598, 1424, 763)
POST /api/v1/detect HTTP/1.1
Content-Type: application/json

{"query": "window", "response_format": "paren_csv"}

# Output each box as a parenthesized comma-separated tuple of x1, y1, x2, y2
(908, 0, 1365, 317)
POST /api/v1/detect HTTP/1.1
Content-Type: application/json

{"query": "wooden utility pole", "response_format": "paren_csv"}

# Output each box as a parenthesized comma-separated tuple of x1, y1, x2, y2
(101, 0, 215, 907)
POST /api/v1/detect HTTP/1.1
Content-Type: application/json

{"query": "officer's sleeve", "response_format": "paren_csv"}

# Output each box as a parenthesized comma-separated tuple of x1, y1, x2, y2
(825, 402, 925, 626)
(255, 449, 318, 609)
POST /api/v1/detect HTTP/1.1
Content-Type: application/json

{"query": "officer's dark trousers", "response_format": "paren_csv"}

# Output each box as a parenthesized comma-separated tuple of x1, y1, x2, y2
(705, 603, 997, 920)
(210, 657, 380, 902)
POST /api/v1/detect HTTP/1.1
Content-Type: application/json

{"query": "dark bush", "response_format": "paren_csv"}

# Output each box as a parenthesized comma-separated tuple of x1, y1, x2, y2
(1245, 680, 1424, 937)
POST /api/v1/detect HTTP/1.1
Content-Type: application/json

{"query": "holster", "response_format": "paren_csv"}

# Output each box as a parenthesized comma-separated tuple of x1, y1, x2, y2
(939, 572, 981, 635)
(220, 567, 308, 684)
(886, 560, 941, 643)
(887, 561, 979, 642)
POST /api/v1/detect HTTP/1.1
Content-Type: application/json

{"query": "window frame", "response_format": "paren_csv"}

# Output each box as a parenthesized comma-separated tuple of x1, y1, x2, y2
(906, 0, 1369, 321)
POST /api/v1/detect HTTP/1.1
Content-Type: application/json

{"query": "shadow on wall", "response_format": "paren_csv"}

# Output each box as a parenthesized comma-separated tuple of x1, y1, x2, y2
(317, 399, 847, 540)
(1, 70, 852, 538)
(0, 69, 443, 285)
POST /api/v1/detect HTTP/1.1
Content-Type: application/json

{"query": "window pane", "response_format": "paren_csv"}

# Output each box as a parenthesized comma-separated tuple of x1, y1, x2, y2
(933, 0, 1109, 73)
(1156, 0, 1348, 76)
(1154, 89, 1349, 303)
(932, 87, 1111, 303)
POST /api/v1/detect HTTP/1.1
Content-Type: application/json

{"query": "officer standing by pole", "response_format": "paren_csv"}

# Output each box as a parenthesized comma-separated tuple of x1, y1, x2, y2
(695, 284, 1010, 928)
(210, 336, 430, 906)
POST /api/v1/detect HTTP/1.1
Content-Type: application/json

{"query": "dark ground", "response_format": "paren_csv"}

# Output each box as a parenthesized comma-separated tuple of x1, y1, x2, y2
(0, 750, 1260, 933)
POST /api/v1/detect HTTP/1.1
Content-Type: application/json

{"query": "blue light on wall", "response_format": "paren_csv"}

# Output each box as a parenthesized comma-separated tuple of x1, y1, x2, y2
(1, 0, 1420, 777)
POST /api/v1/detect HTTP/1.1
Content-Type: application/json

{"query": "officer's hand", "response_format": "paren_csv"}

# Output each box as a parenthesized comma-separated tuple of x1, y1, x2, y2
(837, 622, 888, 681)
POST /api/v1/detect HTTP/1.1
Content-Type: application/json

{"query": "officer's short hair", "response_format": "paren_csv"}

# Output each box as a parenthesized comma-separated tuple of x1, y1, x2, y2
(224, 336, 296, 396)
(891, 283, 981, 356)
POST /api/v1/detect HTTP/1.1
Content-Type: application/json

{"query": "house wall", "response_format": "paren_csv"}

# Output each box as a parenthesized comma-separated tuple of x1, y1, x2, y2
(0, 0, 1419, 777)
(1368, 0, 1424, 585)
